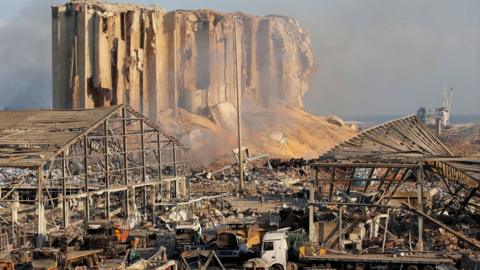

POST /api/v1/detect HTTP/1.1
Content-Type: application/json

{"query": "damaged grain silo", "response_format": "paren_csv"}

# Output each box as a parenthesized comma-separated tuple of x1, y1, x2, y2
(52, 0, 315, 117)
(51, 1, 357, 161)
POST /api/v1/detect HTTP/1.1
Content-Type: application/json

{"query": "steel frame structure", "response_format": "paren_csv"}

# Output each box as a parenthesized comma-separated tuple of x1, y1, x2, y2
(0, 104, 187, 248)
(309, 115, 480, 252)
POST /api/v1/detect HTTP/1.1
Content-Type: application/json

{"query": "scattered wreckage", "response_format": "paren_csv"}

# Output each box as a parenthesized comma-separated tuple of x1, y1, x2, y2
(0, 105, 479, 269)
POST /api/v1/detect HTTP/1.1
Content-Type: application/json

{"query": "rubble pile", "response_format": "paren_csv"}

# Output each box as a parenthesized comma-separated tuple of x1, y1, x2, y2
(441, 123, 480, 157)
(1, 140, 480, 269)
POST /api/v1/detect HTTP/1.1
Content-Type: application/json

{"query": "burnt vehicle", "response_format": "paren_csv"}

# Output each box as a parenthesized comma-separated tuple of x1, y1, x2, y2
(175, 221, 203, 252)
(31, 248, 58, 270)
(83, 220, 129, 257)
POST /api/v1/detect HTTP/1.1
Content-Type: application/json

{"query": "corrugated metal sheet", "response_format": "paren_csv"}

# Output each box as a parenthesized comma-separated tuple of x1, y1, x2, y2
(321, 115, 452, 160)
(0, 105, 120, 168)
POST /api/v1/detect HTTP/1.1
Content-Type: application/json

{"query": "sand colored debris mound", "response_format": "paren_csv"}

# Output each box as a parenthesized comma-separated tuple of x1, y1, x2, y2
(52, 0, 357, 163)
(441, 123, 480, 157)
(158, 105, 357, 164)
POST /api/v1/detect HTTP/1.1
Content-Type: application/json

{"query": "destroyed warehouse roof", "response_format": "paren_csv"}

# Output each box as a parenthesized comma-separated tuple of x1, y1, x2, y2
(0, 104, 180, 168)
(321, 115, 453, 160)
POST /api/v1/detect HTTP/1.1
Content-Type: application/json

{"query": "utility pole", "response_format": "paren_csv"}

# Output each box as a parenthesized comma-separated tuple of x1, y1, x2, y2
(233, 17, 244, 194)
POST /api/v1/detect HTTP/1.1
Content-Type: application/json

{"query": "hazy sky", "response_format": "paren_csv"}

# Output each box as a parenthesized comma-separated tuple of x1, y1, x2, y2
(0, 0, 479, 116)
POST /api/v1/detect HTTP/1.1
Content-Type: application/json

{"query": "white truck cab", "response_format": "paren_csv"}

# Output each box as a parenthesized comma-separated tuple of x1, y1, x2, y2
(260, 230, 289, 270)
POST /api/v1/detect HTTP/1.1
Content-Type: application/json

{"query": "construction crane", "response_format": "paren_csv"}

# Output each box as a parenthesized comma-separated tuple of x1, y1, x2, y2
(440, 87, 454, 126)
(417, 87, 454, 128)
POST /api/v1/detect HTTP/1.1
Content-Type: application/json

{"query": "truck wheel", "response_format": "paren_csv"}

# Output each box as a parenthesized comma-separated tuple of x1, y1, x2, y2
(406, 265, 419, 270)
(271, 264, 284, 270)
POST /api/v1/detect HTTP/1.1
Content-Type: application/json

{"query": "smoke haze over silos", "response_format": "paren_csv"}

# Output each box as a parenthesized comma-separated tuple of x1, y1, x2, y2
(0, 0, 478, 116)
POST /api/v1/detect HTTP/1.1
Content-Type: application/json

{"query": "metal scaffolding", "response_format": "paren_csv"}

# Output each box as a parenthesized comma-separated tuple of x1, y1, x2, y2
(0, 104, 188, 248)
(310, 115, 480, 252)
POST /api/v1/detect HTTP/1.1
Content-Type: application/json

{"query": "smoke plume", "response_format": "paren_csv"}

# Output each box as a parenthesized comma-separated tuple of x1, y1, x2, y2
(0, 0, 478, 116)
(0, 0, 53, 110)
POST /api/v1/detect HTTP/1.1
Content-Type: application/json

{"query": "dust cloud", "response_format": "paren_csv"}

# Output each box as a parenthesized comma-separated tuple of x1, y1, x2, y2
(0, 0, 54, 110)
(0, 0, 478, 116)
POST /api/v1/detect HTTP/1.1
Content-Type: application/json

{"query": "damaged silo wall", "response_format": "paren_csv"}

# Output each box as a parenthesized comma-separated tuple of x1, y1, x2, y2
(52, 1, 315, 122)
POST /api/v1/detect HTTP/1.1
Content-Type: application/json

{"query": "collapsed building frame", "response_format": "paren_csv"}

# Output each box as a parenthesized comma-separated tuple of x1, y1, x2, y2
(309, 115, 480, 253)
(0, 104, 187, 248)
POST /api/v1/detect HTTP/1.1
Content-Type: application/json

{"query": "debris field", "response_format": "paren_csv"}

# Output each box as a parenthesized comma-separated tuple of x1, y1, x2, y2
(0, 0, 478, 270)
(0, 105, 478, 270)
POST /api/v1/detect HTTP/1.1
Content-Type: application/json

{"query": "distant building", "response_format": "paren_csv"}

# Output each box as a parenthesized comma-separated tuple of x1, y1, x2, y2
(417, 87, 453, 128)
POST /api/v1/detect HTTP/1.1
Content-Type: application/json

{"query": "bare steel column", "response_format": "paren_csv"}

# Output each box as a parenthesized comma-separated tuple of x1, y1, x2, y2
(140, 119, 147, 217)
(104, 121, 110, 219)
(308, 187, 314, 242)
(339, 207, 344, 251)
(37, 167, 46, 248)
(84, 135, 89, 222)
(61, 151, 68, 227)
(417, 161, 424, 251)
(157, 131, 163, 201)
(165, 141, 172, 200)
(172, 142, 177, 198)
(122, 107, 129, 218)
